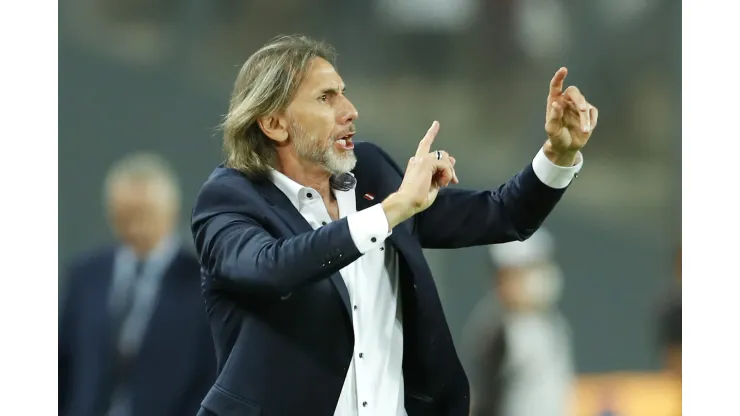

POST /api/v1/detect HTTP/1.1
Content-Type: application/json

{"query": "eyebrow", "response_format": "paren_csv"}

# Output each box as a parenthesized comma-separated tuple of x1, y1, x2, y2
(319, 85, 346, 96)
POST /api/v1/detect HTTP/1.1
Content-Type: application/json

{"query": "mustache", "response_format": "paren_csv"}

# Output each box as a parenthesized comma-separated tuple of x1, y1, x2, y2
(334, 126, 356, 140)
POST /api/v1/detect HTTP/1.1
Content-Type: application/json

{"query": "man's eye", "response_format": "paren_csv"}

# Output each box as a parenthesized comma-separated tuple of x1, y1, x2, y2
(318, 95, 328, 102)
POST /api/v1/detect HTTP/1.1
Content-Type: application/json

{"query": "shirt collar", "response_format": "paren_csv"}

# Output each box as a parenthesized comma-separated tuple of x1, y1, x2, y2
(268, 169, 355, 211)
(269, 169, 311, 211)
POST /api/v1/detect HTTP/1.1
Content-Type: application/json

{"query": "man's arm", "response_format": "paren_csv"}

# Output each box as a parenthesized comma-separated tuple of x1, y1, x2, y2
(371, 141, 581, 249)
(414, 67, 596, 249)
(416, 147, 582, 249)
(192, 124, 458, 299)
(191, 181, 391, 299)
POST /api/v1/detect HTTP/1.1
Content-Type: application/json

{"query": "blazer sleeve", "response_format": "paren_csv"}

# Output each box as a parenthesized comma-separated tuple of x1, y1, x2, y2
(373, 144, 568, 249)
(417, 164, 567, 249)
(191, 178, 366, 299)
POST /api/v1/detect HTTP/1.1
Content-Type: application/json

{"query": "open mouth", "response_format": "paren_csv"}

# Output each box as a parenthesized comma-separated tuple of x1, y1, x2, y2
(334, 133, 355, 150)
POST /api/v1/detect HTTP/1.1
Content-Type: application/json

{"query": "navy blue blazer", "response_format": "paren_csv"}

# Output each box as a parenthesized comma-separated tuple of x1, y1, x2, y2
(190, 141, 568, 416)
(58, 246, 216, 416)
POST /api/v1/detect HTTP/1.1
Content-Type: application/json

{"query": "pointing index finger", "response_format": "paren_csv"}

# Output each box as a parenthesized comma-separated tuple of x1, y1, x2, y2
(549, 67, 568, 98)
(415, 121, 440, 158)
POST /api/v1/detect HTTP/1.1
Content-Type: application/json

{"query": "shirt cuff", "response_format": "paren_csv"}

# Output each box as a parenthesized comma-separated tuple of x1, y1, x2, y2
(531, 147, 584, 189)
(346, 204, 390, 254)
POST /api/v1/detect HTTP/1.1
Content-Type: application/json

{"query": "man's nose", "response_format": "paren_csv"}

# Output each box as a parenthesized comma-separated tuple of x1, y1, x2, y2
(338, 96, 359, 123)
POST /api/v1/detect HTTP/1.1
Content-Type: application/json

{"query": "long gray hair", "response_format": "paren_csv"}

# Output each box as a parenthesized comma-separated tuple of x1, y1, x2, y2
(222, 35, 337, 179)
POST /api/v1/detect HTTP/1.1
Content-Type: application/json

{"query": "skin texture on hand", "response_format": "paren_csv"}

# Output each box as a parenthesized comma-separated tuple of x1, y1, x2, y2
(543, 67, 598, 164)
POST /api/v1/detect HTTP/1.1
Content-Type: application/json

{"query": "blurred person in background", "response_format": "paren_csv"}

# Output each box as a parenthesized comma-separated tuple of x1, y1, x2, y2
(191, 35, 598, 416)
(657, 243, 681, 378)
(462, 228, 575, 416)
(58, 153, 216, 416)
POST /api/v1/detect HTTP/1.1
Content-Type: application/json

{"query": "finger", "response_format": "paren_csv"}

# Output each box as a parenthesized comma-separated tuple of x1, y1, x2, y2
(583, 105, 591, 133)
(427, 151, 455, 187)
(405, 156, 416, 171)
(589, 106, 599, 130)
(548, 67, 568, 98)
(433, 167, 454, 187)
(449, 156, 459, 184)
(415, 121, 440, 158)
(563, 87, 590, 133)
(544, 100, 565, 136)
(564, 86, 589, 111)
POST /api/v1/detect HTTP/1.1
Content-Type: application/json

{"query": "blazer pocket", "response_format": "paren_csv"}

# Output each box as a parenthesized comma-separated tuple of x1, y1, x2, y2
(407, 392, 434, 403)
(201, 385, 262, 416)
(405, 392, 436, 415)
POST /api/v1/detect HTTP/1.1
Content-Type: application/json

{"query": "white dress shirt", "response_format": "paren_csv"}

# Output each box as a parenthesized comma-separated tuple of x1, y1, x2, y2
(268, 147, 582, 416)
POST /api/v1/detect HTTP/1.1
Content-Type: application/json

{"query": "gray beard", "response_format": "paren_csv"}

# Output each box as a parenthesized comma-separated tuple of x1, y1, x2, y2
(291, 123, 357, 175)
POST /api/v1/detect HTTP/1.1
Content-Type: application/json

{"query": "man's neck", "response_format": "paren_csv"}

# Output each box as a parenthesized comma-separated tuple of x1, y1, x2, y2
(129, 232, 175, 260)
(278, 160, 333, 202)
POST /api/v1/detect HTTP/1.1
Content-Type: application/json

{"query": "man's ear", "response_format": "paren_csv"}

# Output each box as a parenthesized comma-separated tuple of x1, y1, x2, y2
(257, 114, 288, 143)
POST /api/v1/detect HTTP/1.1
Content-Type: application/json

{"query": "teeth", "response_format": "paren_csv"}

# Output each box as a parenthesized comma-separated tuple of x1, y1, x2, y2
(337, 139, 347, 146)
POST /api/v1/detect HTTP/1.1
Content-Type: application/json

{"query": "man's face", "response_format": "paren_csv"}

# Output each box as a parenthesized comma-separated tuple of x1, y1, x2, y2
(107, 179, 175, 256)
(284, 57, 358, 175)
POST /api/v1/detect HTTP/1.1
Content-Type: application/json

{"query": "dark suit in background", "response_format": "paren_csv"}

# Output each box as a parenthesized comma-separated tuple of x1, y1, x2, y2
(59, 240, 216, 416)
(190, 142, 569, 416)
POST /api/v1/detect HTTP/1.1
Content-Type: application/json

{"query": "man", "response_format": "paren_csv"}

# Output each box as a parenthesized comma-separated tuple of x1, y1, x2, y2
(462, 228, 575, 416)
(59, 153, 216, 416)
(191, 35, 598, 416)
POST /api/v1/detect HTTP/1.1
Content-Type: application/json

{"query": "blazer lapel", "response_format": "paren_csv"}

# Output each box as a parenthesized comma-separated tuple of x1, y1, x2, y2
(254, 179, 353, 321)
(254, 179, 313, 235)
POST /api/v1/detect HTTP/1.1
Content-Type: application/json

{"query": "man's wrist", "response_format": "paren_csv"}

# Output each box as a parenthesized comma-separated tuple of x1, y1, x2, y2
(543, 140, 579, 167)
(381, 193, 414, 230)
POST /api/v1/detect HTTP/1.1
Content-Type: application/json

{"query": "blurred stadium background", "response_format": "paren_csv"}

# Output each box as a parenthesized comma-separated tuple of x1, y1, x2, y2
(59, 0, 681, 414)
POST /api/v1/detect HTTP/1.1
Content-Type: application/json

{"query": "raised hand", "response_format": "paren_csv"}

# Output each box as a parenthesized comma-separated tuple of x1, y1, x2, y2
(382, 121, 458, 229)
(544, 67, 599, 159)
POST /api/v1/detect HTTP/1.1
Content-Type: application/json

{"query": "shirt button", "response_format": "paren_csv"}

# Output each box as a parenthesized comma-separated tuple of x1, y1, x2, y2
(370, 237, 377, 243)
(359, 352, 364, 358)
(321, 221, 327, 225)
(379, 247, 384, 251)
(353, 305, 358, 310)
(362, 401, 368, 407)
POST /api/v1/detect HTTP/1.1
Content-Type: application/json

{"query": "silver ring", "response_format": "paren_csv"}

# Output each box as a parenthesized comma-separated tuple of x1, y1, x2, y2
(435, 150, 442, 160)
